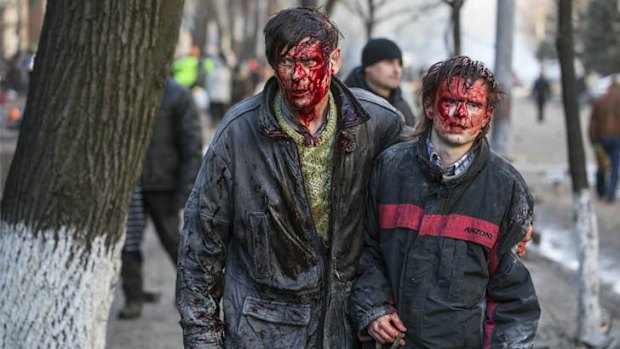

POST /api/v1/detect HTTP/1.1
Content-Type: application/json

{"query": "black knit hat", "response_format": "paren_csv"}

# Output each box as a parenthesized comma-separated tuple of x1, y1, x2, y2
(362, 38, 402, 68)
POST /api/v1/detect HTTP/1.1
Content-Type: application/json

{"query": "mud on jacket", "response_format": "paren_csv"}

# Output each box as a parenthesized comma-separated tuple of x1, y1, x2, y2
(348, 134, 541, 348)
(176, 76, 403, 349)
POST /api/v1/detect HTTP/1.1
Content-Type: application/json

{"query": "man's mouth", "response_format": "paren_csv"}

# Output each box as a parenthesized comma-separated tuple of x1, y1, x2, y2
(290, 90, 309, 97)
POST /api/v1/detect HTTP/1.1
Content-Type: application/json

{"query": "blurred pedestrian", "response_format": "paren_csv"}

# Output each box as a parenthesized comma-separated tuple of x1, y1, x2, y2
(205, 53, 232, 126)
(348, 56, 540, 348)
(532, 72, 551, 123)
(345, 38, 416, 127)
(118, 77, 203, 319)
(175, 7, 404, 348)
(172, 46, 205, 89)
(589, 76, 620, 202)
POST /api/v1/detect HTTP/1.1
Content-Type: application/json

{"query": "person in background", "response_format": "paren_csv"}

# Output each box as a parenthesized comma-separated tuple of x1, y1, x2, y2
(118, 77, 203, 319)
(348, 56, 540, 348)
(532, 72, 551, 123)
(175, 7, 404, 348)
(205, 53, 232, 126)
(345, 38, 416, 127)
(172, 46, 204, 89)
(589, 76, 620, 202)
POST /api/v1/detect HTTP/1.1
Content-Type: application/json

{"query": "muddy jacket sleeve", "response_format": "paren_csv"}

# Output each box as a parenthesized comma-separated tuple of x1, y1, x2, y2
(347, 157, 395, 336)
(176, 149, 232, 349)
(484, 181, 540, 348)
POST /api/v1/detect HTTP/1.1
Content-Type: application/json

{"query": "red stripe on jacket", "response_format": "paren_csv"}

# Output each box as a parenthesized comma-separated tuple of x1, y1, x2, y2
(378, 204, 499, 249)
(379, 204, 424, 230)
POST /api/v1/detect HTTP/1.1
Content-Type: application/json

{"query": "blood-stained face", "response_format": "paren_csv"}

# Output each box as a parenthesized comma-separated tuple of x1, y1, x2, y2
(424, 77, 493, 147)
(275, 37, 341, 126)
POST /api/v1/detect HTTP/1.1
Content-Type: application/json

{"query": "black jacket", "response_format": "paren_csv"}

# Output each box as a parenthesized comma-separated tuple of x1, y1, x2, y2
(344, 66, 416, 127)
(176, 77, 403, 348)
(140, 78, 204, 207)
(348, 133, 540, 348)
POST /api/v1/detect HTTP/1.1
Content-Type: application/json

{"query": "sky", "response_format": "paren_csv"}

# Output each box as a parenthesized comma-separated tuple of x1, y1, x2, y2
(333, 0, 545, 85)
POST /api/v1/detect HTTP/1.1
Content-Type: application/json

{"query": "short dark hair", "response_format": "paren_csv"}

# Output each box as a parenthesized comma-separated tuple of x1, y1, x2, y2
(415, 56, 503, 136)
(263, 7, 342, 68)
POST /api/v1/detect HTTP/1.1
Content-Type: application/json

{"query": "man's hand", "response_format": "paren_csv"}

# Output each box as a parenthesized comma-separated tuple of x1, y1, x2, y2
(367, 312, 407, 346)
(517, 224, 533, 257)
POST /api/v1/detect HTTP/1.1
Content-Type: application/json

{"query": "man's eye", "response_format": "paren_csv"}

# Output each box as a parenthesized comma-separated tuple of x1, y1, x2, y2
(280, 58, 294, 66)
(302, 59, 319, 68)
(468, 102, 482, 108)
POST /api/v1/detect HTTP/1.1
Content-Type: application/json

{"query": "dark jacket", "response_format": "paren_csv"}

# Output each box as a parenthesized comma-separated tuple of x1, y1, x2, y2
(348, 134, 540, 348)
(140, 78, 204, 208)
(589, 85, 620, 140)
(344, 66, 416, 127)
(176, 77, 403, 348)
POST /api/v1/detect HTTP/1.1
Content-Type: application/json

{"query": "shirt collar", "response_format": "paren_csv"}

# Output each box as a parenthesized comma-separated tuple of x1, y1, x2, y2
(426, 138, 475, 179)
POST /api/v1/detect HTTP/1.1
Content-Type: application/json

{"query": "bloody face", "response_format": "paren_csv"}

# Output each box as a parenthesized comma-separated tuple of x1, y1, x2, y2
(426, 77, 492, 147)
(274, 38, 333, 126)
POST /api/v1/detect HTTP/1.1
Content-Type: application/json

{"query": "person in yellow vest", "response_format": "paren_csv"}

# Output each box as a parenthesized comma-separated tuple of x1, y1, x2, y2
(172, 46, 214, 89)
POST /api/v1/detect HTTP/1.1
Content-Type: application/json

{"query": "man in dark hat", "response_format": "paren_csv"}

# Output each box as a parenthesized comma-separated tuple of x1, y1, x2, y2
(345, 38, 416, 127)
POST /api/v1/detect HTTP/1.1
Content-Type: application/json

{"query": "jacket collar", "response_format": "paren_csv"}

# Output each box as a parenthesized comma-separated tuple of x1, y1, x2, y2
(259, 76, 371, 149)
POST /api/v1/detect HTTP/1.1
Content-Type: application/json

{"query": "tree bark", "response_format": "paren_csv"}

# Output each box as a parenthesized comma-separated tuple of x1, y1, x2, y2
(556, 0, 602, 341)
(0, 0, 184, 347)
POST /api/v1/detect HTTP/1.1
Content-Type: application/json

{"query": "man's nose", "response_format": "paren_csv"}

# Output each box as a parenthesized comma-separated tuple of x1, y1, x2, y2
(292, 63, 306, 80)
(456, 102, 468, 117)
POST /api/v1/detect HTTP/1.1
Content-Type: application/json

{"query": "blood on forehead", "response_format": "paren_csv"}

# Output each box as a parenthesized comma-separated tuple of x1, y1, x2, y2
(440, 77, 488, 103)
(280, 35, 334, 59)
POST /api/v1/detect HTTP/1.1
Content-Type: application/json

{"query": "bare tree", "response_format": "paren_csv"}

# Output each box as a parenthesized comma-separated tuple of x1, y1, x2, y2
(340, 0, 435, 39)
(0, 0, 183, 347)
(556, 0, 603, 343)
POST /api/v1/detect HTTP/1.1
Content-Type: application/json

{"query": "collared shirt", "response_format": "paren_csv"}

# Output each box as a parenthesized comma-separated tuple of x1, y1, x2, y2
(426, 138, 475, 180)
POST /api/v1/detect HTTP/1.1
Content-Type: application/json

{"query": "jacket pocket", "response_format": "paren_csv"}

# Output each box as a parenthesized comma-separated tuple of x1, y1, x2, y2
(249, 212, 271, 279)
(446, 240, 487, 307)
(236, 296, 311, 349)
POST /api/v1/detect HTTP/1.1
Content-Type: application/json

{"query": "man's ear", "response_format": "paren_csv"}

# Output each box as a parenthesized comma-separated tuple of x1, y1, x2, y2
(423, 97, 434, 119)
(329, 48, 342, 76)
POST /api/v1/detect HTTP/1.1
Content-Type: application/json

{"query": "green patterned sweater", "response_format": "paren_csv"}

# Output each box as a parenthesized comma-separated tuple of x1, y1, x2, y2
(274, 90, 338, 246)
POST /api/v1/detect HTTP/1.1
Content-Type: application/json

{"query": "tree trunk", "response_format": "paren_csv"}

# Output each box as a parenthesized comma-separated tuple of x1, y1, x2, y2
(324, 0, 339, 15)
(556, 0, 602, 341)
(0, 0, 184, 347)
(491, 0, 515, 157)
(193, 0, 210, 53)
(451, 0, 463, 56)
(366, 0, 374, 39)
(300, 0, 318, 7)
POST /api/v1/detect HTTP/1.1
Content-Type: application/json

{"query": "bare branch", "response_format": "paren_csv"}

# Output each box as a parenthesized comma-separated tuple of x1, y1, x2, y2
(340, 0, 368, 18)
(374, 2, 443, 23)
